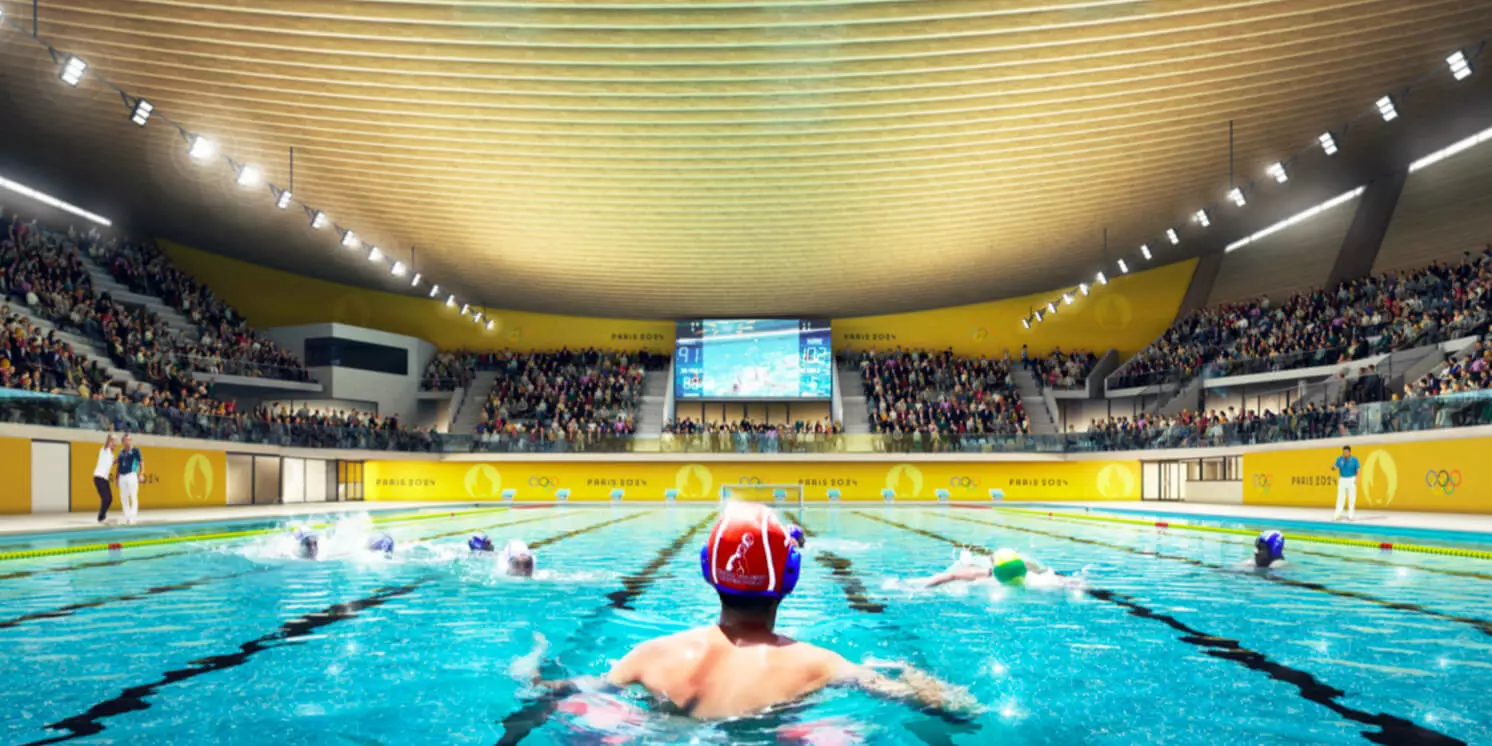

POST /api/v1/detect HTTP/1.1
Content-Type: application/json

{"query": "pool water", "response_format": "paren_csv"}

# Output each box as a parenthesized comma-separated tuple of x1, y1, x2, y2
(1, 505, 1490, 745)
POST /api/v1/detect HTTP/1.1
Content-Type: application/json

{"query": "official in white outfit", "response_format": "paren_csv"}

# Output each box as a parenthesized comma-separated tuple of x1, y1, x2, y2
(93, 434, 116, 523)
(1333, 445, 1360, 521)
(116, 434, 144, 525)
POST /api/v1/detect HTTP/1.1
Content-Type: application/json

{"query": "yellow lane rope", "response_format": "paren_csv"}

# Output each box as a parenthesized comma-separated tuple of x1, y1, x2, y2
(992, 507, 1492, 560)
(0, 505, 517, 563)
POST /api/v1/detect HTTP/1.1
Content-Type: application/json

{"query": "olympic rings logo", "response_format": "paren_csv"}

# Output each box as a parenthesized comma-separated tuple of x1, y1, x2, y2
(740, 476, 764, 486)
(528, 476, 555, 489)
(1424, 469, 1462, 495)
(949, 476, 980, 489)
(1252, 473, 1272, 492)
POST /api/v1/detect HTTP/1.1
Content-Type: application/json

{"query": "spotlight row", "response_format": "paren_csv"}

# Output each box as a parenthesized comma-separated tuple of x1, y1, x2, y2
(1022, 46, 1478, 329)
(25, 22, 495, 332)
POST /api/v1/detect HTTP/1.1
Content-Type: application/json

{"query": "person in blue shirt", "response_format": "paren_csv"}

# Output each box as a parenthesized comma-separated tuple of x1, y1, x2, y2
(1333, 445, 1360, 521)
(115, 435, 143, 525)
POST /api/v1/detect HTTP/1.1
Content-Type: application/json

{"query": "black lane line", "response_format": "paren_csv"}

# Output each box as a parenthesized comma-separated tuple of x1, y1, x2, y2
(497, 513, 716, 746)
(0, 549, 191, 582)
(606, 512, 716, 610)
(790, 511, 884, 614)
(25, 580, 431, 746)
(935, 512, 1492, 639)
(417, 509, 581, 542)
(0, 568, 266, 631)
(860, 512, 1463, 746)
(532, 511, 650, 551)
(1035, 512, 1492, 583)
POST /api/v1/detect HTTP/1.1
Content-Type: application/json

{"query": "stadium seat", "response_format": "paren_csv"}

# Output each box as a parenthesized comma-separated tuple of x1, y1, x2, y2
(610, 488, 624, 502)
(773, 488, 787, 503)
(501, 488, 516, 502)
(827, 489, 840, 501)
(989, 489, 1005, 501)
(555, 488, 570, 502)
(664, 488, 678, 501)
(935, 488, 950, 502)
(881, 488, 895, 502)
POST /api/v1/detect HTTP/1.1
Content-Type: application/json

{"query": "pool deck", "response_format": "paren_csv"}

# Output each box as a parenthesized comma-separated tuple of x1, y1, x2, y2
(0, 501, 480, 536)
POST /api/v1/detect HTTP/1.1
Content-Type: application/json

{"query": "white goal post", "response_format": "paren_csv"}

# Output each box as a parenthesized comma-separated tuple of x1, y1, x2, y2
(720, 483, 805, 511)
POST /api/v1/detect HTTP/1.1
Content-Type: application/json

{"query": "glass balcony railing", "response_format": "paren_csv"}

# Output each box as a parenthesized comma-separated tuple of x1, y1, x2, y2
(5, 388, 1492, 454)
(170, 354, 315, 383)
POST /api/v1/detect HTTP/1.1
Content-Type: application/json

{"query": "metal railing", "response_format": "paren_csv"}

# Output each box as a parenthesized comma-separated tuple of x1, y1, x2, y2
(171, 354, 314, 383)
(5, 388, 1492, 455)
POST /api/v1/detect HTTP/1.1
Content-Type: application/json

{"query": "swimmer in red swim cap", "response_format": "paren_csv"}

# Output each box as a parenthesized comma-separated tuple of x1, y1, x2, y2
(534, 503, 973, 722)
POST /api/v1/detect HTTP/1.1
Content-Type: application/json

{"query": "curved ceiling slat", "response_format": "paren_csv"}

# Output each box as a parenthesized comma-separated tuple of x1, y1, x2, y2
(2, 0, 1488, 318)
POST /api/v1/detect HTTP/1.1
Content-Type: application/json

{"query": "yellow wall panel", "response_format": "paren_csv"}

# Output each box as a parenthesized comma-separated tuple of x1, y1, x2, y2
(69, 442, 227, 512)
(834, 258, 1196, 357)
(0, 437, 31, 515)
(364, 459, 1141, 503)
(161, 239, 1192, 358)
(1244, 439, 1491, 514)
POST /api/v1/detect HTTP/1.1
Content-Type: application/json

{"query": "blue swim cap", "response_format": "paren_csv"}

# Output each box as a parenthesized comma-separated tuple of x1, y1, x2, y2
(297, 533, 319, 560)
(1256, 531, 1285, 559)
(368, 533, 395, 554)
(468, 534, 495, 552)
(788, 525, 806, 548)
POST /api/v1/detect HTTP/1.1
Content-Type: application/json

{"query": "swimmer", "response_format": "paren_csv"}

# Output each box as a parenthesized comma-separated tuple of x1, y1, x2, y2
(367, 533, 395, 556)
(787, 524, 806, 549)
(291, 527, 319, 560)
(1251, 531, 1287, 569)
(920, 547, 1055, 588)
(532, 503, 972, 721)
(468, 533, 496, 553)
(499, 539, 536, 577)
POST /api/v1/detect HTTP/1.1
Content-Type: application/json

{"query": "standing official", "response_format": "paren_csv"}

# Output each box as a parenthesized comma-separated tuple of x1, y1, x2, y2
(116, 435, 143, 525)
(1333, 445, 1360, 521)
(93, 434, 117, 523)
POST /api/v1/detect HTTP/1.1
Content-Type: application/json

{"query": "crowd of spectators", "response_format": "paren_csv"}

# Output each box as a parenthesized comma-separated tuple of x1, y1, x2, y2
(1025, 346, 1099, 389)
(474, 349, 651, 440)
(661, 418, 844, 453)
(1112, 247, 1492, 388)
(0, 307, 108, 395)
(853, 349, 1028, 437)
(91, 239, 310, 381)
(1410, 340, 1491, 397)
(420, 351, 477, 391)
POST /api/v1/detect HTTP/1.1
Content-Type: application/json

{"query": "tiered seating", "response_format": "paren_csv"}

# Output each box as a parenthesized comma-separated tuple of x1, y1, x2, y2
(1410, 340, 1491, 396)
(661, 418, 844, 453)
(1112, 247, 1492, 389)
(474, 349, 652, 440)
(852, 349, 1028, 436)
(91, 239, 310, 381)
(420, 351, 479, 391)
(1027, 348, 1099, 389)
(0, 306, 108, 394)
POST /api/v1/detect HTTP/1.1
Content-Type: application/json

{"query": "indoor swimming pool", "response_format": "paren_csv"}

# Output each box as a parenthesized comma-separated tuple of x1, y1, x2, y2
(1, 505, 1489, 745)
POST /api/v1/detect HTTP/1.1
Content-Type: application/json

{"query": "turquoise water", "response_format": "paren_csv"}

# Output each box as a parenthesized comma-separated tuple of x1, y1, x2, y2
(1, 505, 1490, 745)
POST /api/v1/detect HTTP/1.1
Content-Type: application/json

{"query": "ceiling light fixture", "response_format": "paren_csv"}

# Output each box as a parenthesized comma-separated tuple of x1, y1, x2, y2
(486, 319, 496, 331)
(1095, 271, 1108, 285)
(1193, 210, 1210, 228)
(0, 173, 112, 227)
(390, 260, 406, 276)
(235, 164, 261, 188)
(1376, 95, 1398, 122)
(1166, 228, 1181, 244)
(340, 230, 359, 249)
(1319, 132, 1339, 156)
(188, 135, 217, 162)
(446, 294, 456, 308)
(1448, 50, 1473, 80)
(1267, 162, 1288, 183)
(310, 210, 329, 229)
(1228, 187, 1246, 207)
(274, 187, 293, 209)
(1117, 258, 1129, 274)
(1140, 244, 1152, 261)
(1062, 293, 1074, 305)
(368, 246, 383, 262)
(1079, 282, 1090, 296)
(1021, 317, 1031, 329)
(129, 98, 153, 126)
(59, 56, 87, 86)
(429, 284, 440, 298)
(410, 272, 422, 287)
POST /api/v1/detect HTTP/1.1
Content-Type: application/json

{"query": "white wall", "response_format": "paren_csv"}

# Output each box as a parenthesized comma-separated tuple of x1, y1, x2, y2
(305, 459, 328, 502)
(1183, 480, 1243, 504)
(264, 323, 437, 421)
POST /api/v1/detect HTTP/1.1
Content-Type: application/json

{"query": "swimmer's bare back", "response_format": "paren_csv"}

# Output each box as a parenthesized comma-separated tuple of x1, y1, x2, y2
(595, 624, 973, 721)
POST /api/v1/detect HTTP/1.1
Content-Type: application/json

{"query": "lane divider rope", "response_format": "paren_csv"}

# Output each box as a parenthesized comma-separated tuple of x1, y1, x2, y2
(0, 505, 516, 563)
(992, 507, 1492, 560)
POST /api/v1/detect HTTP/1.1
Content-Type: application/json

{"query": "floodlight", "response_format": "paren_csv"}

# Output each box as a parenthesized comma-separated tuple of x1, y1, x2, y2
(368, 246, 383, 262)
(429, 284, 440, 298)
(310, 210, 329, 229)
(1448, 50, 1472, 80)
(1021, 317, 1031, 329)
(235, 164, 261, 188)
(486, 319, 495, 331)
(274, 188, 293, 209)
(1062, 293, 1074, 305)
(129, 99, 153, 126)
(410, 272, 421, 287)
(1319, 132, 1339, 155)
(1267, 162, 1288, 183)
(1166, 228, 1180, 244)
(1079, 282, 1090, 296)
(188, 135, 217, 161)
(60, 56, 87, 86)
(1140, 244, 1152, 261)
(390, 260, 405, 276)
(459, 303, 470, 316)
(1193, 210, 1210, 228)
(1096, 271, 1108, 285)
(1228, 187, 1246, 207)
(446, 294, 456, 307)
(340, 230, 359, 249)
(1117, 258, 1129, 274)
(1376, 95, 1397, 122)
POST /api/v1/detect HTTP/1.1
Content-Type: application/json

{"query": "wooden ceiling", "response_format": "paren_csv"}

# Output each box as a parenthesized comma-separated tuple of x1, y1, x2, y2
(2, 0, 1491, 318)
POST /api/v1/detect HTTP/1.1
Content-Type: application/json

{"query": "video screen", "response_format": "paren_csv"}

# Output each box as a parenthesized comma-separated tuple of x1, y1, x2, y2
(674, 319, 832, 400)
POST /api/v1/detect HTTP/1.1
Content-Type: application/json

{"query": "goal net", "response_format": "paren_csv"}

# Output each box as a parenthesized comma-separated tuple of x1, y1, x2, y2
(720, 483, 804, 511)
